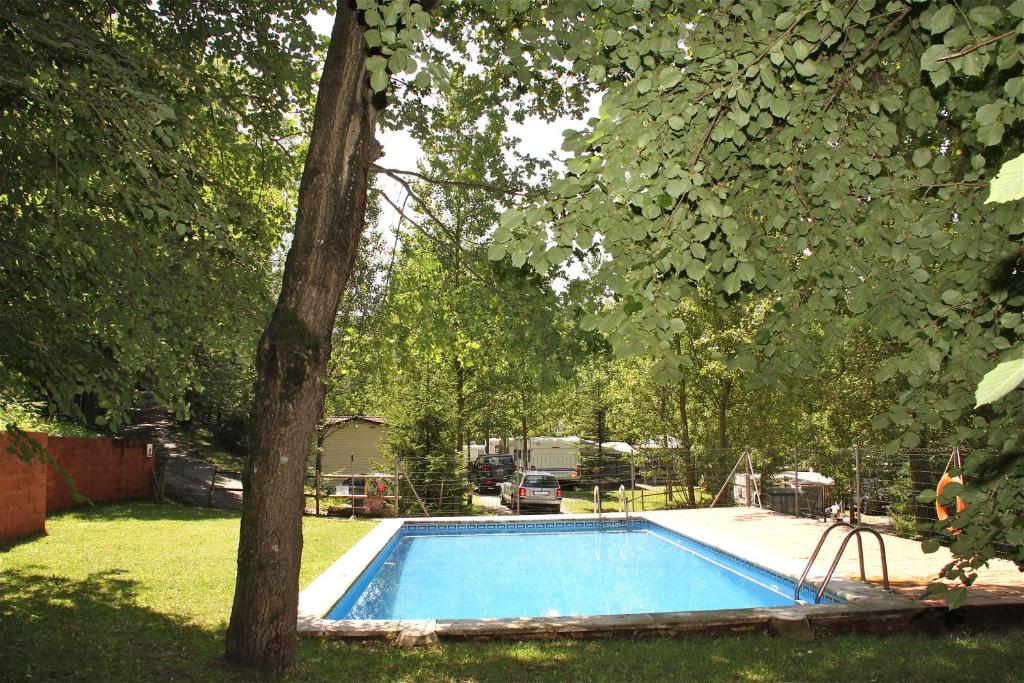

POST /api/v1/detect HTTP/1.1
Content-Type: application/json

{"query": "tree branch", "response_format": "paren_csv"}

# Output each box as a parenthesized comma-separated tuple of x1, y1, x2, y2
(691, 8, 811, 164)
(937, 29, 1017, 62)
(375, 188, 511, 302)
(824, 7, 912, 111)
(372, 165, 527, 196)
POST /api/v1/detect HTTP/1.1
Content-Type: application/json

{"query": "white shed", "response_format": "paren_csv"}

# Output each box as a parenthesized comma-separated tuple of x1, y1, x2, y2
(318, 416, 388, 476)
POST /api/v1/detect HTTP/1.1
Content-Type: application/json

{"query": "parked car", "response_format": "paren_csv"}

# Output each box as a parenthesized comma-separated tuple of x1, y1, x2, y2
(499, 471, 562, 512)
(469, 454, 517, 492)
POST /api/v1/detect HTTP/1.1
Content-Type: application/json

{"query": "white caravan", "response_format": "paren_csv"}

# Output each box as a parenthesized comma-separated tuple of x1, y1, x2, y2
(507, 436, 597, 485)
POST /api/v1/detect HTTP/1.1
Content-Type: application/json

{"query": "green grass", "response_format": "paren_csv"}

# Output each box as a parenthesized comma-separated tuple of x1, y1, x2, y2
(1, 503, 1022, 682)
(561, 485, 710, 513)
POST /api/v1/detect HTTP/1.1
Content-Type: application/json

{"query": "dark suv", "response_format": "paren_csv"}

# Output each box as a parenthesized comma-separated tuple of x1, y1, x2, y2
(469, 454, 517, 492)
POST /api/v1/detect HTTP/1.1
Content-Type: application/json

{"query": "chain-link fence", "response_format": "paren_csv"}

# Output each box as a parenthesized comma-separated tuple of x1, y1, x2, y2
(301, 445, 976, 541)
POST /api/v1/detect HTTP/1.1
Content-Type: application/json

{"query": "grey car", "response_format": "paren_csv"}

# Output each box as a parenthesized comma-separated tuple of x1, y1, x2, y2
(499, 471, 562, 512)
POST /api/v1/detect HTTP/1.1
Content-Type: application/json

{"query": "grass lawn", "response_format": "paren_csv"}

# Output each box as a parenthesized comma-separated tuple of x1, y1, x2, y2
(1, 503, 1021, 682)
(561, 485, 711, 513)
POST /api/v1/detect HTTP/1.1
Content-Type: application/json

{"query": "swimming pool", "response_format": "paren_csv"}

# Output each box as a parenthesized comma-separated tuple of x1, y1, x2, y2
(325, 519, 837, 621)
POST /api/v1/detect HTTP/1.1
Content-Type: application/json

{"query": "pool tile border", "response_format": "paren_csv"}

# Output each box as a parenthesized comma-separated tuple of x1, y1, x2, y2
(297, 512, 920, 640)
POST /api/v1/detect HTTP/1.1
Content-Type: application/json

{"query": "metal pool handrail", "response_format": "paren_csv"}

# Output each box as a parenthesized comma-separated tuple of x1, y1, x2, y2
(619, 484, 629, 520)
(794, 522, 890, 604)
(593, 485, 602, 522)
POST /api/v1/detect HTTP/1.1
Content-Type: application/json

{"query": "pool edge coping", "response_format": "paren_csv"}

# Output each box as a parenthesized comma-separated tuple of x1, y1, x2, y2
(297, 512, 921, 639)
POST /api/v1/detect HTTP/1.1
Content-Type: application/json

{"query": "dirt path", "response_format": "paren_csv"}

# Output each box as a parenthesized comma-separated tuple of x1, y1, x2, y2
(120, 408, 242, 510)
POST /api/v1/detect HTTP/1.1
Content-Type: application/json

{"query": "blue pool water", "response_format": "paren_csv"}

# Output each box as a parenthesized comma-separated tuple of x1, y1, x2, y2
(327, 520, 836, 621)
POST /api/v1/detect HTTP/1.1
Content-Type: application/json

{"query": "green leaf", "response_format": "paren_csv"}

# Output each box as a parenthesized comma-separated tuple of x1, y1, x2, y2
(736, 262, 755, 282)
(920, 44, 947, 72)
(976, 101, 1002, 126)
(604, 28, 622, 46)
(985, 153, 1024, 204)
(977, 121, 1004, 146)
(967, 5, 1002, 28)
(769, 96, 791, 118)
(775, 12, 796, 30)
(946, 586, 969, 610)
(927, 5, 956, 34)
(975, 348, 1024, 406)
(921, 536, 940, 553)
(370, 69, 388, 92)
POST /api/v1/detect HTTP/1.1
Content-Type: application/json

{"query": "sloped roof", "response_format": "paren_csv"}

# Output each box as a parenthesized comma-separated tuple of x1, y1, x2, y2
(323, 415, 386, 427)
(638, 436, 685, 449)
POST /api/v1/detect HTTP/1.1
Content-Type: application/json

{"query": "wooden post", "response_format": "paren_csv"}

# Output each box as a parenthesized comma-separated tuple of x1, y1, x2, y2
(399, 469, 429, 516)
(710, 453, 745, 508)
(745, 448, 762, 509)
(393, 460, 400, 518)
(207, 465, 218, 506)
(794, 467, 800, 518)
(314, 449, 322, 517)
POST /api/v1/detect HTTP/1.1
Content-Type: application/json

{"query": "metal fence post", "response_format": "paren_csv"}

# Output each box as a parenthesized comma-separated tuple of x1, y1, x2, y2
(794, 466, 800, 518)
(854, 443, 861, 525)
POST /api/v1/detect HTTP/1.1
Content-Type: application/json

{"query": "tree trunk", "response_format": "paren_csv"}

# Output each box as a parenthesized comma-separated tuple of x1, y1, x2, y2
(224, 3, 379, 673)
(521, 412, 528, 470)
(673, 337, 695, 507)
(676, 378, 695, 507)
(456, 356, 465, 459)
(718, 379, 732, 449)
(658, 392, 672, 499)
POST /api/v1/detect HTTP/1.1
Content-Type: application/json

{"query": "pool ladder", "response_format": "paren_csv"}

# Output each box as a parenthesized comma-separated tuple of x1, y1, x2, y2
(794, 522, 891, 604)
(593, 485, 631, 523)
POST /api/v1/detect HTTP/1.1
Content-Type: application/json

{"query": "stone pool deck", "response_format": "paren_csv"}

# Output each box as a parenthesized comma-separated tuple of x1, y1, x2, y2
(643, 507, 1024, 608)
(297, 508, 1023, 642)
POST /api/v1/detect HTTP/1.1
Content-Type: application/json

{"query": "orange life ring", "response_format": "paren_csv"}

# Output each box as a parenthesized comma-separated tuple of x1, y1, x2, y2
(935, 473, 967, 521)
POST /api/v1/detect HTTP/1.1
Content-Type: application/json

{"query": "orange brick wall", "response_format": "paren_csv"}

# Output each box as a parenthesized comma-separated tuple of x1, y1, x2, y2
(1, 433, 153, 542)
(0, 433, 49, 541)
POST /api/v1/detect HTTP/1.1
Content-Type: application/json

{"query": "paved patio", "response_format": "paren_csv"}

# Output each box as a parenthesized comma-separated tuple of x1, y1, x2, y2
(644, 507, 1023, 608)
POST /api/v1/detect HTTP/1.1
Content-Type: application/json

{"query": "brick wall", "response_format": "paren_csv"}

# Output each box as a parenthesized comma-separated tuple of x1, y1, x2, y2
(0, 432, 48, 541)
(46, 437, 153, 512)
(0, 433, 154, 543)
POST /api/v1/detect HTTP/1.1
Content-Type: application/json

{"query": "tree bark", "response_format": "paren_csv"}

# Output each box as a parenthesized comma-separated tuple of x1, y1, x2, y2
(676, 378, 696, 507)
(718, 379, 732, 449)
(673, 337, 695, 507)
(224, 3, 380, 673)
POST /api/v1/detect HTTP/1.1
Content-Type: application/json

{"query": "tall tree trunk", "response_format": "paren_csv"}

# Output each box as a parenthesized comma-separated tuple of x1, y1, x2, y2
(673, 337, 695, 507)
(676, 378, 695, 507)
(224, 3, 379, 673)
(718, 379, 733, 449)
(521, 411, 528, 469)
(658, 391, 672, 499)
